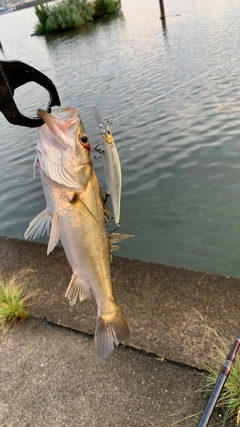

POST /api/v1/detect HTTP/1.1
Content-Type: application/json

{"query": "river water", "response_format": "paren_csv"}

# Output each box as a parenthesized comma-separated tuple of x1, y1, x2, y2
(1, 0, 240, 277)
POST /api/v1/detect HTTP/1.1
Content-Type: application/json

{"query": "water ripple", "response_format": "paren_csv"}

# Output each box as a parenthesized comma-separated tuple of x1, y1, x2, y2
(1, 0, 240, 276)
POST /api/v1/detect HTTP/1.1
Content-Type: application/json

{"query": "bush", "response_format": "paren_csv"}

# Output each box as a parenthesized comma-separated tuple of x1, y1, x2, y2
(35, 0, 121, 35)
(35, 0, 94, 34)
(35, 3, 50, 34)
(93, 0, 121, 18)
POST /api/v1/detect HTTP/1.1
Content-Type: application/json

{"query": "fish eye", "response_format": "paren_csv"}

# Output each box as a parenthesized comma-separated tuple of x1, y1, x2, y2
(81, 135, 88, 143)
(107, 130, 111, 135)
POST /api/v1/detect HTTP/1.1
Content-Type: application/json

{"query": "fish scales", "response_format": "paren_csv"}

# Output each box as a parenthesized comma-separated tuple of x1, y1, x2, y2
(25, 107, 130, 360)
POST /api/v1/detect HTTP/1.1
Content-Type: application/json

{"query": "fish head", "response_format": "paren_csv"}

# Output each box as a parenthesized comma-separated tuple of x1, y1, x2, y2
(37, 108, 92, 189)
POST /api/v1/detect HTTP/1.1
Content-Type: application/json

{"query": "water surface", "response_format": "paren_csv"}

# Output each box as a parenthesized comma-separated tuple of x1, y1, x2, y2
(1, 0, 240, 277)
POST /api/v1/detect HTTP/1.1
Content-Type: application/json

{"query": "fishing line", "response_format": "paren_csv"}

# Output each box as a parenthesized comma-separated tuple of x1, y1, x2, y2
(110, 55, 240, 123)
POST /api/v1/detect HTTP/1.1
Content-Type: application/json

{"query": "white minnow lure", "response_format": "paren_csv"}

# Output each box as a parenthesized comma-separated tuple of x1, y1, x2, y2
(92, 106, 121, 227)
(24, 107, 130, 361)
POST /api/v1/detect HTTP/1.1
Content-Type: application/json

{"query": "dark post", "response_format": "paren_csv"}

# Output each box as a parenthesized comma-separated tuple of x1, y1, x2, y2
(159, 0, 166, 19)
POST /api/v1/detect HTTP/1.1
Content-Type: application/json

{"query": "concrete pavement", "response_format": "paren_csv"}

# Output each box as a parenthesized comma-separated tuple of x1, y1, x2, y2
(0, 236, 239, 426)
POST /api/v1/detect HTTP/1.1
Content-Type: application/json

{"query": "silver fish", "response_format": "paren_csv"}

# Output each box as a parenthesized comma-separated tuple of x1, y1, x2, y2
(25, 107, 130, 360)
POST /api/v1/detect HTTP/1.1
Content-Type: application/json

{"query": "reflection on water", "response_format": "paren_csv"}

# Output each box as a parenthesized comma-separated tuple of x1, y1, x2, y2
(1, 0, 240, 277)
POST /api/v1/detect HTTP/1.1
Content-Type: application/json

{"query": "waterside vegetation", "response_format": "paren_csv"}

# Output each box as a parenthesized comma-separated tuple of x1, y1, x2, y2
(34, 0, 121, 35)
(203, 342, 240, 425)
(0, 270, 37, 330)
(189, 324, 240, 426)
(177, 322, 240, 426)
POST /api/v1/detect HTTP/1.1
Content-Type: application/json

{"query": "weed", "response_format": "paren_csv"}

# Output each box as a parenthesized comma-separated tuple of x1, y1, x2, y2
(0, 269, 37, 330)
(167, 311, 240, 426)
(196, 322, 240, 425)
(203, 350, 240, 424)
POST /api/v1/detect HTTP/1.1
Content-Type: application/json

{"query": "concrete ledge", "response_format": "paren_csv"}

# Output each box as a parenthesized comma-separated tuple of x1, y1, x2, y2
(0, 317, 213, 427)
(1, 236, 239, 369)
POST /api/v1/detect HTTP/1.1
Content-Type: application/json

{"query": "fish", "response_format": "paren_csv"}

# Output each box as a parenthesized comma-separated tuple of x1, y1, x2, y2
(24, 107, 130, 360)
(92, 106, 121, 227)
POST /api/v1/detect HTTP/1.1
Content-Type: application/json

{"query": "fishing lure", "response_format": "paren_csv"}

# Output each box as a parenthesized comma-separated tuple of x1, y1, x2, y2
(92, 106, 121, 227)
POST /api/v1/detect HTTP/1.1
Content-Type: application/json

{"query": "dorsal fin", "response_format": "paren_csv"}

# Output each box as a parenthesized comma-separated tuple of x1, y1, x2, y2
(108, 233, 134, 252)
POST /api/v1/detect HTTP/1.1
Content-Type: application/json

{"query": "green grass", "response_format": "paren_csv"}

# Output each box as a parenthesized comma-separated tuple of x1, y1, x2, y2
(190, 322, 240, 426)
(202, 339, 240, 425)
(0, 270, 36, 330)
(93, 0, 121, 18)
(168, 314, 240, 426)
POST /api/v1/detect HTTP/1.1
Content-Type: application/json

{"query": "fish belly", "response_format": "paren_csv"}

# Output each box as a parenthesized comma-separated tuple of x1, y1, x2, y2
(42, 170, 113, 306)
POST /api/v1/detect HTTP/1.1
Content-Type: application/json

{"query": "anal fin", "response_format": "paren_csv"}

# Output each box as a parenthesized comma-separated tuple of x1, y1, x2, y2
(65, 274, 92, 306)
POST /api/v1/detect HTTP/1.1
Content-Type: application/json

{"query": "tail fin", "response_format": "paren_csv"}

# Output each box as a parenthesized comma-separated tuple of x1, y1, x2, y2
(95, 308, 130, 361)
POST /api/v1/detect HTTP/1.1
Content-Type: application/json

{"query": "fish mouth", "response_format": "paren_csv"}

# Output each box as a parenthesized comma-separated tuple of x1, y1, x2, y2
(37, 108, 79, 127)
(37, 108, 81, 147)
(37, 108, 51, 121)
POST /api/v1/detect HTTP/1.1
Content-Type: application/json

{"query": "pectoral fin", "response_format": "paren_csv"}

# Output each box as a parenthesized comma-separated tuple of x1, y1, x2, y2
(24, 209, 52, 240)
(70, 193, 98, 223)
(47, 212, 60, 255)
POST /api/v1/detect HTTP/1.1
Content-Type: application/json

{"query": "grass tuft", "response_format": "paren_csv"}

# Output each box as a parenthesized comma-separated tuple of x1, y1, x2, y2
(169, 311, 240, 426)
(0, 269, 37, 330)
(203, 350, 240, 424)
(195, 323, 240, 425)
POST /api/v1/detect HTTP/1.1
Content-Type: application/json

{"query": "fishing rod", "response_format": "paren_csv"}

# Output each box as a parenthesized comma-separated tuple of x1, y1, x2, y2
(108, 55, 240, 124)
(197, 330, 240, 427)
